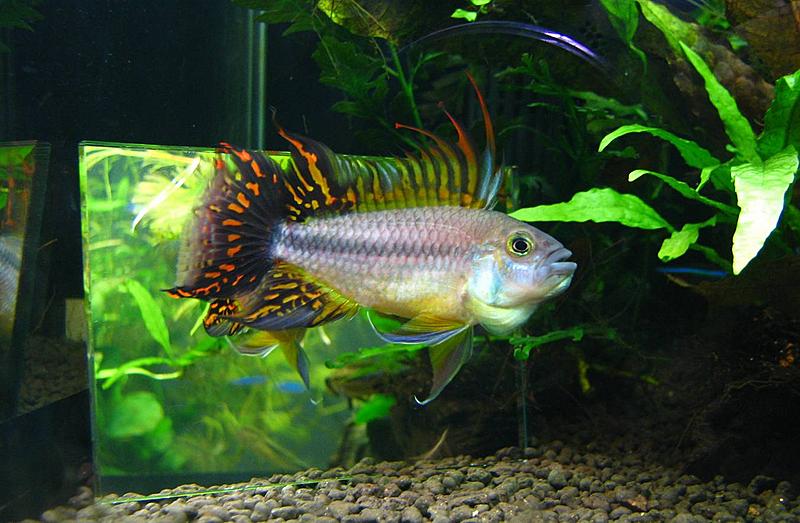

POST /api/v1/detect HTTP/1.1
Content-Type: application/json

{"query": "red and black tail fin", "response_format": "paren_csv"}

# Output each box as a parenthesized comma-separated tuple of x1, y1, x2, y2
(167, 143, 288, 304)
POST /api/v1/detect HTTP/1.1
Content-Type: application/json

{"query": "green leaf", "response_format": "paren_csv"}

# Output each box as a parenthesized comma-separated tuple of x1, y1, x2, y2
(600, 0, 646, 65)
(658, 216, 717, 262)
(510, 188, 672, 230)
(355, 394, 396, 424)
(451, 8, 478, 21)
(759, 69, 800, 158)
(679, 42, 759, 163)
(599, 124, 719, 169)
(636, 0, 696, 51)
(628, 169, 738, 214)
(731, 146, 799, 274)
(123, 280, 173, 359)
(600, 0, 638, 43)
(106, 391, 164, 439)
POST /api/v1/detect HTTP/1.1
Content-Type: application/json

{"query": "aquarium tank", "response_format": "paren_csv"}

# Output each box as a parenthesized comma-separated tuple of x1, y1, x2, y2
(1, 0, 799, 521)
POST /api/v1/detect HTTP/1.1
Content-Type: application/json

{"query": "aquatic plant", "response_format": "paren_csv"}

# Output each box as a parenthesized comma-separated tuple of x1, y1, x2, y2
(451, 0, 495, 23)
(82, 146, 354, 480)
(513, 54, 800, 274)
(0, 0, 41, 52)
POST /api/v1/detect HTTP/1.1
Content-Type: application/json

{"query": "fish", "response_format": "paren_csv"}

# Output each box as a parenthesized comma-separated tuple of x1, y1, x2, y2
(229, 374, 307, 393)
(166, 75, 576, 404)
(0, 234, 22, 334)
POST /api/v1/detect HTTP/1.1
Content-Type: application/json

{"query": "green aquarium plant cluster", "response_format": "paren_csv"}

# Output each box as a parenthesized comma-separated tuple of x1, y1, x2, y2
(513, 3, 799, 275)
(80, 145, 354, 485)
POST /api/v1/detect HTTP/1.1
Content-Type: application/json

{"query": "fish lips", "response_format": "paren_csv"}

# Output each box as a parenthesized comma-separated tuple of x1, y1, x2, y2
(540, 247, 576, 297)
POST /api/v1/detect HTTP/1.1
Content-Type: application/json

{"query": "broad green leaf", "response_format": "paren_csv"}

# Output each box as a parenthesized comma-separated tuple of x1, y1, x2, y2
(600, 124, 719, 169)
(106, 391, 164, 439)
(628, 169, 737, 214)
(451, 8, 478, 21)
(355, 394, 396, 424)
(658, 216, 717, 262)
(600, 0, 646, 65)
(731, 146, 799, 274)
(123, 280, 173, 358)
(759, 69, 800, 158)
(636, 0, 696, 51)
(511, 188, 672, 230)
(680, 42, 759, 164)
(600, 0, 638, 43)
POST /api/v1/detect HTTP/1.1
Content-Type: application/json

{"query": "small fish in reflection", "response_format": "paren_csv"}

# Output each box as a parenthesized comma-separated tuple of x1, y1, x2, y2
(229, 374, 306, 393)
(167, 75, 576, 404)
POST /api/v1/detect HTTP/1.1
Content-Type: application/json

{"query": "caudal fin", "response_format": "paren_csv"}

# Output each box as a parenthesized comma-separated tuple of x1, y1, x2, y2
(167, 143, 288, 304)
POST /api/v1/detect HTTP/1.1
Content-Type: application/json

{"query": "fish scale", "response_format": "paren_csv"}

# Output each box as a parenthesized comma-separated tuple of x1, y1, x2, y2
(274, 207, 482, 320)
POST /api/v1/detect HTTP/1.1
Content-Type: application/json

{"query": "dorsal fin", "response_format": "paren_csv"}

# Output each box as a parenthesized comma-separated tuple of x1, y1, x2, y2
(273, 74, 502, 220)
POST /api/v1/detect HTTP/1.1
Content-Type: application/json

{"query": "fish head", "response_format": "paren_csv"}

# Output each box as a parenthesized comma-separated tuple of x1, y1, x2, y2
(466, 214, 576, 334)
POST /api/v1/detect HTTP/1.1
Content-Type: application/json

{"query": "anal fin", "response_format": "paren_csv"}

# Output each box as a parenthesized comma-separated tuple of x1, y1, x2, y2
(366, 310, 473, 404)
(415, 327, 474, 405)
(234, 262, 358, 332)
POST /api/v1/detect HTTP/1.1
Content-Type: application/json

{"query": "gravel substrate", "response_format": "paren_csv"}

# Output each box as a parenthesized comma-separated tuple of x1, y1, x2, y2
(27, 439, 799, 522)
(16, 336, 87, 415)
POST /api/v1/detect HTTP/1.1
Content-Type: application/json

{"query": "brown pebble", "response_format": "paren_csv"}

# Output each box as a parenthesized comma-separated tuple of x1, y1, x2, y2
(328, 499, 360, 519)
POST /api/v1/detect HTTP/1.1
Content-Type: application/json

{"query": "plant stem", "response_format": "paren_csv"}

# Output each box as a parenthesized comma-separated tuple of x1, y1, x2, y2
(388, 42, 423, 129)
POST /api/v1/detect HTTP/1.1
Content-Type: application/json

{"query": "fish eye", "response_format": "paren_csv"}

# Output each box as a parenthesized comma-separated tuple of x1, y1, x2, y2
(507, 233, 533, 257)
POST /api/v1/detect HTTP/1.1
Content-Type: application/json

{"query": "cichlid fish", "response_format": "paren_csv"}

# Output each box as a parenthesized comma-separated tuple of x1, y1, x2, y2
(167, 76, 576, 404)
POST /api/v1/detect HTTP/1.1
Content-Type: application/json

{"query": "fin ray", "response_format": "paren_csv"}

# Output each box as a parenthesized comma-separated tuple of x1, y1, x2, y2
(168, 144, 286, 300)
(415, 328, 474, 405)
(273, 75, 501, 220)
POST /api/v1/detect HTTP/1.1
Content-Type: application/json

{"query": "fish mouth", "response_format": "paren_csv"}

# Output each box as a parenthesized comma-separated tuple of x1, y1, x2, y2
(541, 248, 576, 297)
(544, 247, 577, 274)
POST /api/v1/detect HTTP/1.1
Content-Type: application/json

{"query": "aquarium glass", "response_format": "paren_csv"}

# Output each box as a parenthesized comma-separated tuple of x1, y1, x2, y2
(0, 141, 50, 418)
(79, 141, 436, 493)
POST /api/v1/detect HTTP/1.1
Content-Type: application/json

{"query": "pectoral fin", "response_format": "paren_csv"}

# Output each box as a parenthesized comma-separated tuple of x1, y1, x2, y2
(367, 310, 466, 345)
(415, 327, 474, 405)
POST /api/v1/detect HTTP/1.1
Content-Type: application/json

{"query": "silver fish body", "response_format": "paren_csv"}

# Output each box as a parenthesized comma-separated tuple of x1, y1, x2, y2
(274, 206, 575, 335)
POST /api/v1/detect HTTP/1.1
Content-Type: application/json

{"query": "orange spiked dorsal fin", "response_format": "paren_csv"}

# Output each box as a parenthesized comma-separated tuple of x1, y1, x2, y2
(272, 73, 502, 216)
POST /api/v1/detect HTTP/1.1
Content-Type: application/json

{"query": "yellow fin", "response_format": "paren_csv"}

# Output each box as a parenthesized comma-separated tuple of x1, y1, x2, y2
(273, 75, 502, 218)
(230, 328, 311, 389)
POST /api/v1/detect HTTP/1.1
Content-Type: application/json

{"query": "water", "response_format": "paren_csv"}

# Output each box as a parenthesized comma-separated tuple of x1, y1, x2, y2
(2, 1, 800, 520)
(79, 143, 399, 492)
